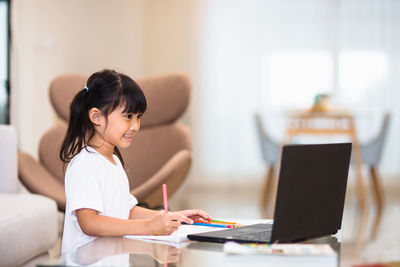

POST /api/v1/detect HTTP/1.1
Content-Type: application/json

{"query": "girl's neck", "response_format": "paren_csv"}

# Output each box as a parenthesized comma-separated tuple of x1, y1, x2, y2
(88, 134, 116, 165)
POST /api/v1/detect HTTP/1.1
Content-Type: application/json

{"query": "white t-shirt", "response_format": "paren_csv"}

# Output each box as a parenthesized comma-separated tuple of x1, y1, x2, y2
(61, 146, 138, 254)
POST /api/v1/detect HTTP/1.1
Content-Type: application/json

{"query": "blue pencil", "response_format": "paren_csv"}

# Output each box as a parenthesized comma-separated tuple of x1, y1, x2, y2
(190, 222, 233, 228)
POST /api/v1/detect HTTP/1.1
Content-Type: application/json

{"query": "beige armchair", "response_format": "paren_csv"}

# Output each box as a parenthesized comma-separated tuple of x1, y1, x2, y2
(18, 72, 192, 211)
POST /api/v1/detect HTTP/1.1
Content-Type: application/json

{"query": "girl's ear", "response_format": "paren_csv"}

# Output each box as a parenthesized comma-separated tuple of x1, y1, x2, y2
(89, 108, 102, 126)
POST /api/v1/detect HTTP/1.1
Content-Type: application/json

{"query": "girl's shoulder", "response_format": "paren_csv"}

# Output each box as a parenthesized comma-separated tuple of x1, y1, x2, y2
(64, 147, 108, 187)
(68, 146, 103, 169)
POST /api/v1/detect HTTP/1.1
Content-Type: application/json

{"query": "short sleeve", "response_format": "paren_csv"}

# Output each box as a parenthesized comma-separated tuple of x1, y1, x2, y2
(129, 194, 138, 210)
(65, 160, 104, 214)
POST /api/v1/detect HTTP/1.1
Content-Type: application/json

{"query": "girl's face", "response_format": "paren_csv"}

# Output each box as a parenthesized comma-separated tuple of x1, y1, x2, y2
(99, 105, 142, 149)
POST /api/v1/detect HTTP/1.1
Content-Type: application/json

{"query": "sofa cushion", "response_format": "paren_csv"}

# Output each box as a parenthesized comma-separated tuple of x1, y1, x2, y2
(0, 193, 58, 266)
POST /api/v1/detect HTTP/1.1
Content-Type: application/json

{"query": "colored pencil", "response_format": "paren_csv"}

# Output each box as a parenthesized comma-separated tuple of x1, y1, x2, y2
(162, 184, 168, 213)
(192, 222, 235, 228)
(210, 219, 237, 225)
(194, 219, 238, 226)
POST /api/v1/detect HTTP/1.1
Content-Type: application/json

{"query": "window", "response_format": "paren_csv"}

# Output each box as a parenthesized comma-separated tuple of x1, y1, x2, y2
(338, 51, 388, 106)
(265, 51, 333, 109)
(0, 0, 10, 124)
(264, 50, 388, 109)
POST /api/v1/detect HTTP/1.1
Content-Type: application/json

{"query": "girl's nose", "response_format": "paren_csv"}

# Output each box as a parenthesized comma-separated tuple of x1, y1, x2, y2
(130, 119, 140, 131)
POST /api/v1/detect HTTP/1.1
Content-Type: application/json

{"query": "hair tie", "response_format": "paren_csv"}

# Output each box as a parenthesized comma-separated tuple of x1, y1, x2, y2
(84, 86, 89, 92)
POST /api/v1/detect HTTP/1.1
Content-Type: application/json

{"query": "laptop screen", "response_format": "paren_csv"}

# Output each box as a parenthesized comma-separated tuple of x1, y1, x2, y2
(271, 143, 352, 243)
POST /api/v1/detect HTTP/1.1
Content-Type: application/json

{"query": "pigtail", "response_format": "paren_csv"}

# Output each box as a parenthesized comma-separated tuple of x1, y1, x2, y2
(59, 89, 94, 163)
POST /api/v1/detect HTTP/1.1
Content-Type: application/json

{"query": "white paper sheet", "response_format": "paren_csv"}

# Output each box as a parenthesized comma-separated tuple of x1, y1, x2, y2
(124, 224, 226, 244)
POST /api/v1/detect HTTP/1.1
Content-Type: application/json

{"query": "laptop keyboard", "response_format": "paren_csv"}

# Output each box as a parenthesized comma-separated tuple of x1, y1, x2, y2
(228, 224, 273, 242)
(233, 230, 272, 241)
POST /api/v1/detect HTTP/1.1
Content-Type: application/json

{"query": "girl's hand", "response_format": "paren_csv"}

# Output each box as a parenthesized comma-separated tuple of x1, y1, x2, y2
(172, 209, 212, 224)
(150, 210, 182, 235)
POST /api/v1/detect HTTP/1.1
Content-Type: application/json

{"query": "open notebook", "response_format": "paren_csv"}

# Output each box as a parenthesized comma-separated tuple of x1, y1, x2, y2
(124, 224, 226, 246)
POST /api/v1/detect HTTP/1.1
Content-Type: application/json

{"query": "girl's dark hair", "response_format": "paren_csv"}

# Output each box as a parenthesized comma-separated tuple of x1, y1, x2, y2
(59, 69, 147, 166)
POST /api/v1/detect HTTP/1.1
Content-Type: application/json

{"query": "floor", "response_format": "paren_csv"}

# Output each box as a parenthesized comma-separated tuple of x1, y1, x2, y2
(169, 177, 400, 267)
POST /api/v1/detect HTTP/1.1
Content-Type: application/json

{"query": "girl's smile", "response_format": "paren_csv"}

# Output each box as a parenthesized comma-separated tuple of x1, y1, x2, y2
(123, 133, 133, 141)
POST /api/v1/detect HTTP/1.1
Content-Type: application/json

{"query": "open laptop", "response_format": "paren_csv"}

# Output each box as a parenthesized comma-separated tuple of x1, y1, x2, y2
(188, 143, 352, 244)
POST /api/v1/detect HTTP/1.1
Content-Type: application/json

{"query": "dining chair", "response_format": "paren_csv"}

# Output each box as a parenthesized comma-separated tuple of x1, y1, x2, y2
(352, 112, 391, 239)
(254, 113, 282, 218)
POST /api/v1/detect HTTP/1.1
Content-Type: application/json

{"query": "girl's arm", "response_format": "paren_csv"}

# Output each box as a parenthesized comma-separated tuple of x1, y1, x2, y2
(76, 208, 189, 236)
(129, 206, 159, 219)
(77, 207, 212, 237)
(129, 206, 212, 222)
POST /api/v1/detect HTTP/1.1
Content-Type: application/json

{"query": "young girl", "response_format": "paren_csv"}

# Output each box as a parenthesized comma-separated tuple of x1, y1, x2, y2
(60, 69, 210, 253)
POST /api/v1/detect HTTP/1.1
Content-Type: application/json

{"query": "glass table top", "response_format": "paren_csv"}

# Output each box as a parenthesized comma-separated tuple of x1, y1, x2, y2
(37, 234, 341, 267)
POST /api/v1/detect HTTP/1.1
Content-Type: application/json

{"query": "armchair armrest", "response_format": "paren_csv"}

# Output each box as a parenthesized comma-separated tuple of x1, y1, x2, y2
(0, 125, 17, 193)
(18, 152, 66, 211)
(131, 150, 191, 207)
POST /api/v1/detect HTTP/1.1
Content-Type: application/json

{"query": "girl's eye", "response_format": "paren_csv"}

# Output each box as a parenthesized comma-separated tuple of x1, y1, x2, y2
(137, 114, 143, 119)
(125, 114, 133, 119)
